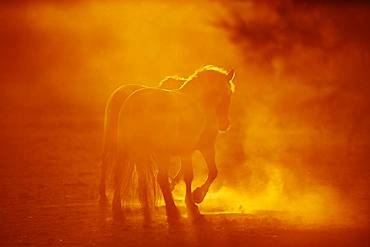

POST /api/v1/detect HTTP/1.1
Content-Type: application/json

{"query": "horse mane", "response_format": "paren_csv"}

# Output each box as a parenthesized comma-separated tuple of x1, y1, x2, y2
(181, 65, 235, 93)
(158, 75, 187, 87)
(159, 65, 235, 93)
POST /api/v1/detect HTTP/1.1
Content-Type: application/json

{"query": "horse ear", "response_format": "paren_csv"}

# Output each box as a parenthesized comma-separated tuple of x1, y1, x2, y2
(227, 69, 235, 81)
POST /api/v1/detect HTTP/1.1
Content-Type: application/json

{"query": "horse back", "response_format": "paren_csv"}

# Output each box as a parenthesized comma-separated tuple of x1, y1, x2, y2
(106, 84, 144, 114)
(103, 84, 144, 151)
(118, 87, 206, 155)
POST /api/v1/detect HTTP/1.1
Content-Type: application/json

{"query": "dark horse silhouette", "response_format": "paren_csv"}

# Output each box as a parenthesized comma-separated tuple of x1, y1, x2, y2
(111, 65, 235, 224)
(99, 76, 186, 203)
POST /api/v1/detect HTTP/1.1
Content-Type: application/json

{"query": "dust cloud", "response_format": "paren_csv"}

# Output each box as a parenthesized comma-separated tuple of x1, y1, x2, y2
(1, 0, 369, 228)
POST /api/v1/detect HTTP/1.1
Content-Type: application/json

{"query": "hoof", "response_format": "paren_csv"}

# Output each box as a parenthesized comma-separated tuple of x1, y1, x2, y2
(143, 210, 153, 227)
(143, 218, 153, 228)
(186, 201, 203, 220)
(99, 195, 109, 206)
(191, 213, 206, 224)
(192, 187, 206, 204)
(167, 207, 181, 218)
(166, 208, 181, 224)
(167, 215, 182, 226)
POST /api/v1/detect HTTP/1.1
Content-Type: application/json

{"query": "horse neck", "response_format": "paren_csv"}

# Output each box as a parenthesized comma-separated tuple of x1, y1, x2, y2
(180, 78, 208, 102)
(179, 79, 218, 117)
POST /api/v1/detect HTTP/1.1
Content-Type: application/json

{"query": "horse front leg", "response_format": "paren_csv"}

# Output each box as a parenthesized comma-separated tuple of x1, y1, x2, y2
(136, 155, 154, 225)
(182, 155, 202, 220)
(192, 146, 217, 204)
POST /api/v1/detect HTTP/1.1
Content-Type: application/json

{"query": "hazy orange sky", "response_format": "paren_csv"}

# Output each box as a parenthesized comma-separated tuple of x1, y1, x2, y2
(0, 0, 242, 105)
(1, 0, 369, 226)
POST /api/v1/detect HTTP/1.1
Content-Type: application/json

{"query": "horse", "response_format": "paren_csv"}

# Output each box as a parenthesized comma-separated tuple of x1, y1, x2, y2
(112, 65, 235, 224)
(99, 74, 228, 204)
(99, 76, 187, 203)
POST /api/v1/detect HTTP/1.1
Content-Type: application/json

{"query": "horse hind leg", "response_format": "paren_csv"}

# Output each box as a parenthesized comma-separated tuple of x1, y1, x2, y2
(156, 154, 181, 224)
(112, 153, 129, 221)
(136, 155, 155, 226)
(99, 150, 112, 205)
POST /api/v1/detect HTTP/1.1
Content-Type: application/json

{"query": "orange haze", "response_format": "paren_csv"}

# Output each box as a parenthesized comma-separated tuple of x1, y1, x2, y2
(1, 0, 369, 229)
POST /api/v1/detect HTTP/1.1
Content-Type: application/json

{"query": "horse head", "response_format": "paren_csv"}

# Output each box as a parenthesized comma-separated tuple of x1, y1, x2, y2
(180, 65, 235, 132)
(215, 69, 235, 131)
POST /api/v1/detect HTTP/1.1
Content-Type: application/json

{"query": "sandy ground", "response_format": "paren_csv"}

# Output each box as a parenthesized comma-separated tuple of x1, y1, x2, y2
(0, 106, 369, 247)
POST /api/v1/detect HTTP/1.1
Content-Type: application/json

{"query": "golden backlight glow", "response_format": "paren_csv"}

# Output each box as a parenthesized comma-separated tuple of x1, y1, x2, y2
(197, 166, 345, 225)
(16, 1, 239, 103)
(1, 0, 369, 245)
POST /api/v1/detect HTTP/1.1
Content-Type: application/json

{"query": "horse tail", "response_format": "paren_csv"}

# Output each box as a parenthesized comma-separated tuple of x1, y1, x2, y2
(136, 155, 160, 212)
(116, 93, 159, 213)
(99, 90, 118, 201)
(99, 85, 143, 201)
(112, 152, 160, 214)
